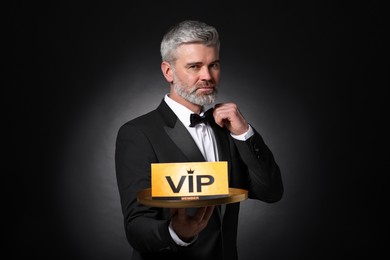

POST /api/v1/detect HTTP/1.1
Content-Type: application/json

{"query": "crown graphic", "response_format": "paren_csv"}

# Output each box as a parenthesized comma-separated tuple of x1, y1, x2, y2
(187, 168, 195, 174)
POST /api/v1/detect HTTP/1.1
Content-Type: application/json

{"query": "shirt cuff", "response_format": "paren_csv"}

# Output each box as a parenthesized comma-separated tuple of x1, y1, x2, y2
(168, 221, 197, 247)
(230, 124, 254, 141)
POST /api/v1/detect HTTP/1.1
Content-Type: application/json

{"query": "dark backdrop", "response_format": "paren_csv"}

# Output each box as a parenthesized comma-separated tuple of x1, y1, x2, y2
(9, 1, 386, 259)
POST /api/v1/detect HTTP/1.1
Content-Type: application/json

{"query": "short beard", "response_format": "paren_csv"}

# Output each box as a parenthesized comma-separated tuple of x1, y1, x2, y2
(173, 75, 218, 106)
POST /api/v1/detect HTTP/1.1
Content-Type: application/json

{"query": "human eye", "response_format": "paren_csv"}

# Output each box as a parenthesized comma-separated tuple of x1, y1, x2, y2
(187, 64, 201, 70)
(210, 62, 220, 70)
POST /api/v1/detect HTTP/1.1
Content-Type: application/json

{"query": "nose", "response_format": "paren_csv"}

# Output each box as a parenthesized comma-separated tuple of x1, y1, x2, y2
(199, 66, 212, 81)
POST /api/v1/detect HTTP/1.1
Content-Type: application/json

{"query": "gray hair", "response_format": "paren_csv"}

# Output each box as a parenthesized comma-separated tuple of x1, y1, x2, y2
(160, 20, 220, 63)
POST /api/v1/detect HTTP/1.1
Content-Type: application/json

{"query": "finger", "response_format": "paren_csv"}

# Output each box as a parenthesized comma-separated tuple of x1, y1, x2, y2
(196, 206, 215, 229)
(213, 107, 225, 128)
(213, 104, 234, 121)
(202, 206, 215, 222)
(214, 103, 248, 134)
(193, 207, 208, 223)
(215, 105, 238, 119)
(174, 208, 187, 221)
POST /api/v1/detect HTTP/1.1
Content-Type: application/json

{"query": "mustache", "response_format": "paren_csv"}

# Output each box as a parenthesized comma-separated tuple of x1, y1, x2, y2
(194, 82, 216, 89)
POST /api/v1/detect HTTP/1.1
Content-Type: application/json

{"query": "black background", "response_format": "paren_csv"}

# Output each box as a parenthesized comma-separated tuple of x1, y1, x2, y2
(8, 1, 387, 259)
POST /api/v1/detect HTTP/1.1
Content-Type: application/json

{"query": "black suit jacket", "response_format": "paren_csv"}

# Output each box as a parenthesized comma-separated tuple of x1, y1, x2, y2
(115, 99, 283, 260)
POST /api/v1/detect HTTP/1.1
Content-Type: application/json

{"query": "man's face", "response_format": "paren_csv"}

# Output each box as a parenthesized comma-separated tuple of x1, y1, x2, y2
(171, 43, 220, 106)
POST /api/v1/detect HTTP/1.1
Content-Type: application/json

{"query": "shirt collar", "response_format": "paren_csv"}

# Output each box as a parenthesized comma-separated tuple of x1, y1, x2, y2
(164, 94, 204, 128)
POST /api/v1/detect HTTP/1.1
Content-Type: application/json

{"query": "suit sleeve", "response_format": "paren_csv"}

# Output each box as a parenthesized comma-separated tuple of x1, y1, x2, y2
(232, 128, 284, 203)
(115, 122, 180, 253)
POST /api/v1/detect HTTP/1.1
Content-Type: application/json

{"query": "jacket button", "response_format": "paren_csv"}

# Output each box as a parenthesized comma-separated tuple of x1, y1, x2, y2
(253, 143, 260, 152)
(253, 143, 263, 160)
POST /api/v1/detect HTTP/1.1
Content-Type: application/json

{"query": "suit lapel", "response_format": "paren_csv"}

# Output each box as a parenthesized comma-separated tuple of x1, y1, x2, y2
(211, 124, 230, 162)
(209, 122, 232, 223)
(210, 120, 232, 181)
(164, 122, 205, 162)
(158, 99, 205, 162)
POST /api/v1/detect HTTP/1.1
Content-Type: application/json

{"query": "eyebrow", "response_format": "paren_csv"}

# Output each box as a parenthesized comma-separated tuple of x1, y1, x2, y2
(186, 59, 220, 66)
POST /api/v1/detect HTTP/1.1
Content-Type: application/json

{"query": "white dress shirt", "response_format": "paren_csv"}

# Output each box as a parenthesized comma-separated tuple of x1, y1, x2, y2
(164, 94, 254, 246)
(164, 94, 219, 162)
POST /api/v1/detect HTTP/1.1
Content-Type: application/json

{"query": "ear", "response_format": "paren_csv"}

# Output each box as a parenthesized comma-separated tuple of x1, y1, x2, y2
(161, 61, 173, 83)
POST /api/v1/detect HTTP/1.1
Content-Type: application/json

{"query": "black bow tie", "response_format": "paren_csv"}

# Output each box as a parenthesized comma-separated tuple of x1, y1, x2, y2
(189, 108, 214, 127)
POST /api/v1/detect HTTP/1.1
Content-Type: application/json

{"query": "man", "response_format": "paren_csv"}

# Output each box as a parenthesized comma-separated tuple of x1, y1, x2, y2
(115, 20, 283, 260)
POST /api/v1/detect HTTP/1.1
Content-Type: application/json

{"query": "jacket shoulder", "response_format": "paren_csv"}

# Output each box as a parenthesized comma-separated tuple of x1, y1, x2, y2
(119, 109, 163, 132)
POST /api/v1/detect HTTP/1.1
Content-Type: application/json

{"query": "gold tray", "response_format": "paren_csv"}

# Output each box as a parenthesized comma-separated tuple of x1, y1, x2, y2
(137, 188, 248, 208)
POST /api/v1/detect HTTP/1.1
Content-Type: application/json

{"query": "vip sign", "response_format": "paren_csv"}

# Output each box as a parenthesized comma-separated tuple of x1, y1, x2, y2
(151, 161, 229, 200)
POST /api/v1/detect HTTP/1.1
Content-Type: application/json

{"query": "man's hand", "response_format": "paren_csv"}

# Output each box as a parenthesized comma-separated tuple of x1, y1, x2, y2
(170, 206, 215, 242)
(213, 103, 249, 135)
